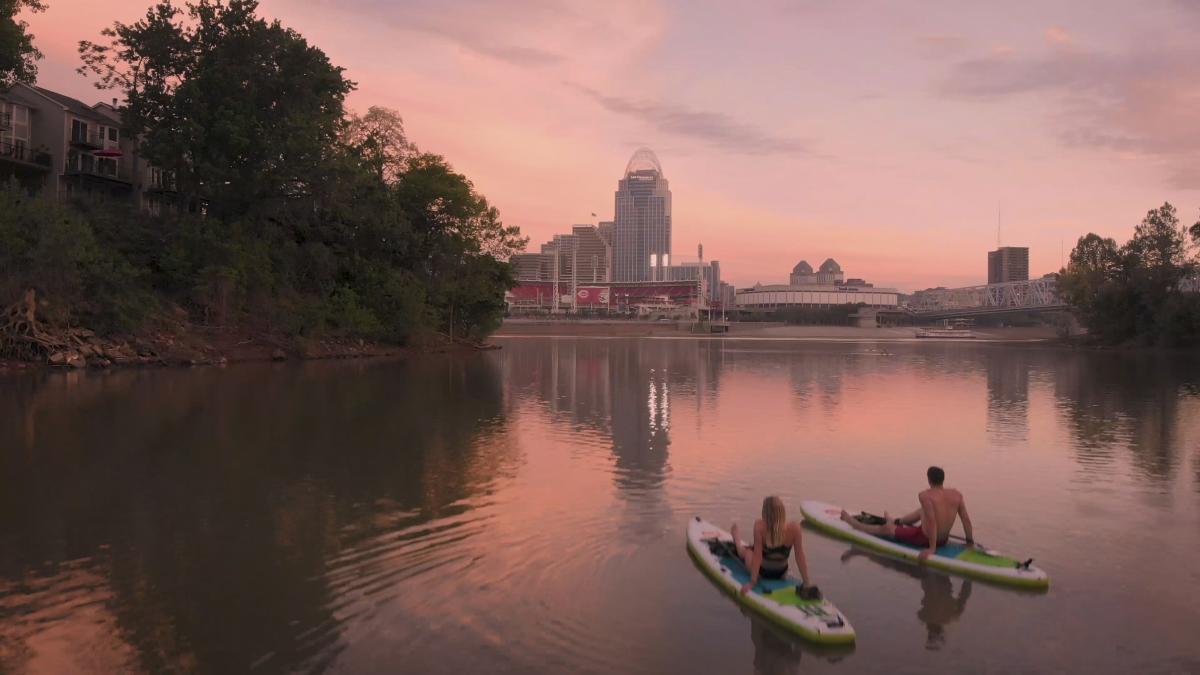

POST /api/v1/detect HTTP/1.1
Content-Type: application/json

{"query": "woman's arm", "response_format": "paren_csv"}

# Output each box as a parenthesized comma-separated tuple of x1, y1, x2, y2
(791, 523, 811, 586)
(740, 520, 765, 593)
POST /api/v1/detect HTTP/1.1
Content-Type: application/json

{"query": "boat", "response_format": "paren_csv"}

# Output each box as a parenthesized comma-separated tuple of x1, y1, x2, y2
(916, 318, 976, 339)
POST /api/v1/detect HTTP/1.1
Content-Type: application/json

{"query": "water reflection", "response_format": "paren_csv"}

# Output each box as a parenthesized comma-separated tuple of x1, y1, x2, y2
(498, 340, 724, 496)
(840, 548, 972, 650)
(986, 354, 1029, 445)
(742, 608, 853, 674)
(1051, 351, 1199, 485)
(0, 356, 512, 674)
(2, 339, 1200, 673)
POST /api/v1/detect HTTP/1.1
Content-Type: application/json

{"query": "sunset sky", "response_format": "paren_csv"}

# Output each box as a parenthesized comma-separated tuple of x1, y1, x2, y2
(21, 0, 1200, 290)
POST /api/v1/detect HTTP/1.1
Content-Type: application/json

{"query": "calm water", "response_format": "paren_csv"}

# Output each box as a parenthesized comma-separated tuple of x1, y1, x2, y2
(2, 338, 1200, 674)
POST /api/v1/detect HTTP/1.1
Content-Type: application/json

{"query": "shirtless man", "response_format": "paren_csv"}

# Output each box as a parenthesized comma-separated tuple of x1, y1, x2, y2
(839, 466, 974, 561)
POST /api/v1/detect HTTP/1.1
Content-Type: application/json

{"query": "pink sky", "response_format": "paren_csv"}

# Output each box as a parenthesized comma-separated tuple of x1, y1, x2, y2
(21, 0, 1200, 291)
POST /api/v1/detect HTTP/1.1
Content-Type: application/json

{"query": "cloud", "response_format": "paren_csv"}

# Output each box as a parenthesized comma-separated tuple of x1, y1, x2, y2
(314, 0, 663, 69)
(570, 84, 815, 157)
(940, 39, 1200, 188)
(914, 34, 970, 58)
(360, 0, 566, 67)
(1043, 26, 1074, 47)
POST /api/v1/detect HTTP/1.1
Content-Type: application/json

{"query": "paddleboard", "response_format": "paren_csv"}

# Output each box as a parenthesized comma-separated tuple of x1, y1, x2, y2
(799, 500, 1049, 589)
(686, 516, 856, 644)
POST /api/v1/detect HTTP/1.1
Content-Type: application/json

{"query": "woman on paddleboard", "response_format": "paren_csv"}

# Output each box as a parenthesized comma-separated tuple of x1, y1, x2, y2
(732, 496, 816, 596)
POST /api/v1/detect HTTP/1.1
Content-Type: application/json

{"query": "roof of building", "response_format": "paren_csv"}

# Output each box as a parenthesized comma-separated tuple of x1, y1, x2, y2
(624, 147, 663, 177)
(792, 260, 813, 275)
(32, 86, 121, 124)
(819, 258, 842, 273)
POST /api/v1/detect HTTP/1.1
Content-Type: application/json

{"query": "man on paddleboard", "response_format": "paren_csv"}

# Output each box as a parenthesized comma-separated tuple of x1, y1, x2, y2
(839, 466, 975, 561)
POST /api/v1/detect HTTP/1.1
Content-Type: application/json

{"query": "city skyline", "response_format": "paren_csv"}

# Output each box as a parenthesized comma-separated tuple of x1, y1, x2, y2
(19, 0, 1200, 291)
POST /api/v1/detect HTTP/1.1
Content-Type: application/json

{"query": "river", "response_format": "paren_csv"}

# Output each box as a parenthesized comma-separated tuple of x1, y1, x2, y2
(2, 338, 1199, 673)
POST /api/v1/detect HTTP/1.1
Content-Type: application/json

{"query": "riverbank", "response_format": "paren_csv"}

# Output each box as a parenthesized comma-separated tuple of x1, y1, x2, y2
(493, 319, 1059, 341)
(0, 313, 498, 374)
(0, 323, 405, 373)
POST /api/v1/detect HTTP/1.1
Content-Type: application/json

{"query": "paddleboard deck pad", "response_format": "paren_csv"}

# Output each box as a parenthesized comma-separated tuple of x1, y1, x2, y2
(799, 500, 1049, 589)
(686, 516, 856, 644)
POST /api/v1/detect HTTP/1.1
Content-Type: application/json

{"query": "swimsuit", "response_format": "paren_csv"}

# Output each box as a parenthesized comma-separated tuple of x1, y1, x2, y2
(893, 525, 949, 548)
(759, 542, 791, 579)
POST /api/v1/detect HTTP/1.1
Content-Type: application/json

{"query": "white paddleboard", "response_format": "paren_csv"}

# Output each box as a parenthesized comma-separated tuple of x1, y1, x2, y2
(799, 500, 1049, 589)
(686, 516, 856, 644)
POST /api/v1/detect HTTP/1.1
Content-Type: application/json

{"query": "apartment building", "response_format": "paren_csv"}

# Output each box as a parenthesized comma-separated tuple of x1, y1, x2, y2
(0, 83, 175, 210)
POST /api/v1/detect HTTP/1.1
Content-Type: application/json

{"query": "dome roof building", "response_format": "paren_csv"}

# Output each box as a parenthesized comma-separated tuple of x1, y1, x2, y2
(815, 258, 845, 285)
(791, 257, 847, 285)
(819, 258, 842, 274)
(624, 147, 663, 177)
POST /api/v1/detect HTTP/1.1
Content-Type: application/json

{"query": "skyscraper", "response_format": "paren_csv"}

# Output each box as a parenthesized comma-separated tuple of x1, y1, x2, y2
(988, 246, 1029, 283)
(613, 148, 671, 282)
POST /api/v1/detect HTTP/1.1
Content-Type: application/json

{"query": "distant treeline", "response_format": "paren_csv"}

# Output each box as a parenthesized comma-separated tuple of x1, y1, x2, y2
(2, 0, 525, 345)
(1059, 203, 1200, 347)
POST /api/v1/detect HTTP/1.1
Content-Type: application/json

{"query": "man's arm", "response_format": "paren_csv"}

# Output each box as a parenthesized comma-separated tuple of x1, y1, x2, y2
(918, 493, 937, 561)
(958, 497, 974, 545)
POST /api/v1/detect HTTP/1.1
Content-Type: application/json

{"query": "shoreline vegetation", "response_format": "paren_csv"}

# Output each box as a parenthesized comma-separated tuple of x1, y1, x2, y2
(1, 1, 525, 371)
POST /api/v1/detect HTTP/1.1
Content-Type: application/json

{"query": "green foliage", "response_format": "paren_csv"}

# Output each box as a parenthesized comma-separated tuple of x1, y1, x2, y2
(1, 1, 523, 346)
(0, 184, 154, 331)
(1059, 203, 1200, 347)
(0, 0, 44, 87)
(78, 0, 354, 218)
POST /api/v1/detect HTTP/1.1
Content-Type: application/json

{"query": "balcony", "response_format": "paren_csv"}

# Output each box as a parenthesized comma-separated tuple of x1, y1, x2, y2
(66, 160, 132, 183)
(70, 129, 105, 149)
(0, 140, 51, 170)
(146, 173, 178, 193)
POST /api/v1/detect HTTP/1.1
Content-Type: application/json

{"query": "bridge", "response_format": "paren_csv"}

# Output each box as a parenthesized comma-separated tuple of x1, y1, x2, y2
(908, 277, 1068, 319)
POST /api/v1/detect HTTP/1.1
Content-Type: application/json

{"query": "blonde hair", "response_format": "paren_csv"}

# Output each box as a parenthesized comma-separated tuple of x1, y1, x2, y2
(762, 496, 786, 548)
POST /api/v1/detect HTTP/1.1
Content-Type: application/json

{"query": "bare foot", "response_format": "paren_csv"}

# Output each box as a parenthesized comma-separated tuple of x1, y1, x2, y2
(839, 510, 852, 523)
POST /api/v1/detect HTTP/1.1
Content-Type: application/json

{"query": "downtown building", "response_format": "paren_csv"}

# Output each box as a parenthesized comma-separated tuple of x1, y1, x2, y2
(613, 148, 672, 282)
(507, 148, 726, 315)
(988, 246, 1029, 284)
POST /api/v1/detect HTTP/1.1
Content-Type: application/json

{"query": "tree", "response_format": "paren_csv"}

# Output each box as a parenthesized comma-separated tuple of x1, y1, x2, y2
(0, 0, 44, 87)
(391, 153, 526, 337)
(344, 106, 412, 184)
(78, 0, 354, 217)
(1060, 203, 1200, 346)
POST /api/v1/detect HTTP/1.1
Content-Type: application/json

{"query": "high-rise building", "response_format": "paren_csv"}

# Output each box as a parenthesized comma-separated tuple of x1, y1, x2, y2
(988, 247, 1029, 283)
(613, 148, 671, 282)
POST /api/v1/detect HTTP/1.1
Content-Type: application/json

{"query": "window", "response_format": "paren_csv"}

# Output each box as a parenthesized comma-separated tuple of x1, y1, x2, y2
(108, 127, 118, 142)
(72, 119, 88, 142)
(97, 157, 117, 177)
(1, 102, 29, 151)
